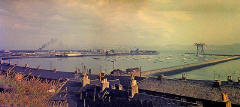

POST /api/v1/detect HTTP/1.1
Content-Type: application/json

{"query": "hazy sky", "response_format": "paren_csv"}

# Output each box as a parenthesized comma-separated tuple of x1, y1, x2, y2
(0, 0, 240, 50)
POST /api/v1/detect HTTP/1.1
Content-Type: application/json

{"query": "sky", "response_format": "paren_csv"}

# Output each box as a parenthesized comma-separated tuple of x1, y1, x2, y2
(0, 0, 240, 50)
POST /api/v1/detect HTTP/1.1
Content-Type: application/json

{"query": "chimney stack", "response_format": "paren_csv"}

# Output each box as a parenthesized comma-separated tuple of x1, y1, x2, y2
(238, 77, 240, 85)
(222, 93, 229, 102)
(111, 85, 116, 90)
(99, 71, 106, 81)
(75, 68, 79, 74)
(159, 74, 165, 80)
(53, 68, 57, 73)
(227, 76, 233, 82)
(82, 71, 87, 76)
(0, 58, 3, 64)
(8, 60, 12, 65)
(82, 74, 90, 87)
(222, 93, 232, 107)
(182, 73, 187, 80)
(101, 78, 109, 91)
(130, 74, 139, 98)
(88, 69, 92, 75)
(213, 80, 221, 87)
(227, 76, 233, 84)
(25, 64, 29, 68)
(36, 65, 40, 70)
(116, 84, 123, 90)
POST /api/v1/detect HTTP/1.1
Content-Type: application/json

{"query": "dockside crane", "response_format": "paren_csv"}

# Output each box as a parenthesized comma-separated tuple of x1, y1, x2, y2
(194, 43, 206, 56)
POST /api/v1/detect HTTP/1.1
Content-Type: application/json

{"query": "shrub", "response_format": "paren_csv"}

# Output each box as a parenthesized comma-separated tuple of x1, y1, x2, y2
(0, 72, 66, 106)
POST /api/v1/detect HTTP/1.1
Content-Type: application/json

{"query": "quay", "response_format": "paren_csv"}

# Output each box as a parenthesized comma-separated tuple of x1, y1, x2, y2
(1, 52, 157, 60)
(142, 56, 240, 77)
(0, 49, 159, 60)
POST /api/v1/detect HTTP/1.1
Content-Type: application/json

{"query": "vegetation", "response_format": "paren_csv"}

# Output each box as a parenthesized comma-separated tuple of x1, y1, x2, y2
(0, 71, 66, 106)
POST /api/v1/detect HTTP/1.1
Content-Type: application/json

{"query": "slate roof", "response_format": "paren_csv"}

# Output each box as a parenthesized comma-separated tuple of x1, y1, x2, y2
(138, 77, 240, 105)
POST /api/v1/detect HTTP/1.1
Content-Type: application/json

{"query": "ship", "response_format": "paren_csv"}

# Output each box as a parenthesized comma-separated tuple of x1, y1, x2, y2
(55, 51, 82, 57)
(130, 49, 159, 55)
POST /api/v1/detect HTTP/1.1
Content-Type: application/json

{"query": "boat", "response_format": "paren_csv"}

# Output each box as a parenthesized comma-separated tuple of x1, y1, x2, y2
(130, 49, 159, 55)
(93, 57, 101, 60)
(55, 52, 82, 57)
(166, 57, 172, 60)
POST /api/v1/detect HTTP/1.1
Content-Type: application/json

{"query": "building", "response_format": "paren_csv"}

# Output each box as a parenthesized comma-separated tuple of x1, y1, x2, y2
(110, 69, 126, 76)
(126, 67, 141, 77)
(110, 67, 142, 77)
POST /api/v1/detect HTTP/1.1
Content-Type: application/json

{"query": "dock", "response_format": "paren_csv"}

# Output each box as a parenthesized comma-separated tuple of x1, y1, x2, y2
(142, 56, 240, 77)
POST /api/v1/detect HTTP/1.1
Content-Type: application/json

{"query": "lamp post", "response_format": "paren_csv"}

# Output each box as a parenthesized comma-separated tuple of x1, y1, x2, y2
(111, 60, 115, 70)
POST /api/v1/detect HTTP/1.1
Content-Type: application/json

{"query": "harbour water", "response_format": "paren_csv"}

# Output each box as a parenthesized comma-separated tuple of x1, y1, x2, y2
(7, 50, 240, 81)
(168, 59, 240, 81)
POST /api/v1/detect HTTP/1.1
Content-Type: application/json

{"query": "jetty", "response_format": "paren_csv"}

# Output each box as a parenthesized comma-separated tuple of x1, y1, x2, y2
(142, 56, 240, 77)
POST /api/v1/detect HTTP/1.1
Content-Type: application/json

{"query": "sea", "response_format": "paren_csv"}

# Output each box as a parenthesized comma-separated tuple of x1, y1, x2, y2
(7, 49, 240, 81)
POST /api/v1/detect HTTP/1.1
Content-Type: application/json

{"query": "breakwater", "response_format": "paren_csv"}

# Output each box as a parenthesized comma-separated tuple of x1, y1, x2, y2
(185, 53, 240, 56)
(142, 56, 240, 77)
